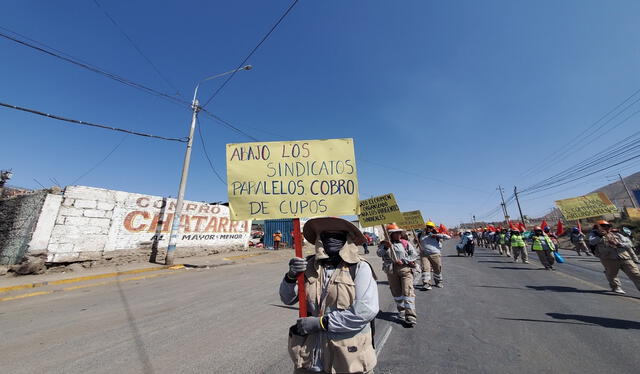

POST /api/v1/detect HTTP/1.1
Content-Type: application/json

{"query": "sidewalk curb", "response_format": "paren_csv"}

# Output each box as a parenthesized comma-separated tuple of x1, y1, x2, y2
(0, 265, 184, 294)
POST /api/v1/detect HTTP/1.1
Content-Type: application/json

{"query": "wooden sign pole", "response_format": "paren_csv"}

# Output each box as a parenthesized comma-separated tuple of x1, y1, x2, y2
(293, 218, 307, 318)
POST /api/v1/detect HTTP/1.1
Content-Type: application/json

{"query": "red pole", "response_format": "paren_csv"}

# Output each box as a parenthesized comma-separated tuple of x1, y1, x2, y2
(293, 218, 307, 318)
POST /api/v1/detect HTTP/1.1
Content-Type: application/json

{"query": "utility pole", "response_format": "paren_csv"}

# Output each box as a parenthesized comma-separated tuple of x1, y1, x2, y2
(164, 65, 253, 266)
(497, 185, 510, 225)
(165, 100, 199, 266)
(619, 174, 638, 209)
(513, 186, 526, 225)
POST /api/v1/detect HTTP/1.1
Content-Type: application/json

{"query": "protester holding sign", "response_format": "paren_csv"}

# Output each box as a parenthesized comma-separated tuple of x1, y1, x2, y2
(280, 217, 378, 373)
(377, 223, 419, 326)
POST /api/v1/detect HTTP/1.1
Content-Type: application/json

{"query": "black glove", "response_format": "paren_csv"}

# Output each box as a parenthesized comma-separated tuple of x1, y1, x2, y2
(296, 316, 324, 335)
(287, 257, 307, 279)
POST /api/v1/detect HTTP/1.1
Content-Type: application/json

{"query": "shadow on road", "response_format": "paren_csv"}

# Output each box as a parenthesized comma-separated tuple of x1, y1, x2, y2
(498, 317, 590, 326)
(526, 285, 609, 294)
(478, 260, 511, 264)
(268, 303, 298, 311)
(546, 313, 640, 329)
(491, 266, 539, 271)
(496, 314, 640, 330)
(376, 310, 405, 326)
(474, 285, 525, 290)
(377, 280, 389, 285)
(116, 282, 155, 374)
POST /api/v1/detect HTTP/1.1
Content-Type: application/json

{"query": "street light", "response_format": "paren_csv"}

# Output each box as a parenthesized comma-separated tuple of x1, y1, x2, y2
(164, 66, 253, 265)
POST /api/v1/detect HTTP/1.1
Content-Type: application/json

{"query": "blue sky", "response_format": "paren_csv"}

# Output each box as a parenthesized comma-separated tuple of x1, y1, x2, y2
(2, 0, 640, 226)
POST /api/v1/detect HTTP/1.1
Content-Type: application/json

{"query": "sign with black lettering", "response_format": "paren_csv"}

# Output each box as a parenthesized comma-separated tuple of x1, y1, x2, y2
(226, 138, 359, 220)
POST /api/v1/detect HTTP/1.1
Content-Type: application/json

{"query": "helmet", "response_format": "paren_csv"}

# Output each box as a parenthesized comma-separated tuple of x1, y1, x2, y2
(572, 227, 579, 232)
(597, 220, 611, 226)
(543, 226, 550, 232)
(623, 227, 632, 236)
(386, 223, 404, 233)
(425, 221, 436, 228)
(533, 226, 542, 231)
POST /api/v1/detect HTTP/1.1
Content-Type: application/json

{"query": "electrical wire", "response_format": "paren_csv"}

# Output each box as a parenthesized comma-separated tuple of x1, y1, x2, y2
(91, 0, 182, 96)
(201, 0, 300, 108)
(196, 118, 227, 185)
(0, 28, 190, 108)
(0, 101, 187, 142)
(521, 126, 640, 195)
(71, 134, 129, 185)
(519, 88, 640, 179)
(199, 108, 260, 141)
(359, 159, 490, 194)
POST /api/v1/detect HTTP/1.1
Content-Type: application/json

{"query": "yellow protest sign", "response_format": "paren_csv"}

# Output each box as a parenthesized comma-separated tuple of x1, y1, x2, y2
(555, 192, 618, 221)
(358, 194, 403, 227)
(626, 207, 640, 221)
(398, 210, 425, 230)
(226, 138, 359, 220)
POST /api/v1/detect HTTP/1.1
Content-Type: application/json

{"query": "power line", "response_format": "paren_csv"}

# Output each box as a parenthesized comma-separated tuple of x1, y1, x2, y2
(91, 0, 182, 96)
(0, 101, 187, 142)
(201, 0, 300, 108)
(359, 159, 490, 194)
(0, 28, 190, 108)
(196, 118, 226, 185)
(199, 108, 260, 141)
(71, 134, 129, 185)
(520, 88, 640, 180)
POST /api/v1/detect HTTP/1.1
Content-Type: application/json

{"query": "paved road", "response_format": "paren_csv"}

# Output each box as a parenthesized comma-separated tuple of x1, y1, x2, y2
(1, 242, 638, 374)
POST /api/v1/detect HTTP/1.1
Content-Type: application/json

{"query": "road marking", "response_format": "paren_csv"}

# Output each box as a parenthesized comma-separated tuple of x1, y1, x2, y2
(522, 255, 640, 305)
(0, 265, 177, 294)
(375, 325, 393, 357)
(0, 269, 183, 302)
(223, 252, 268, 261)
(0, 291, 53, 302)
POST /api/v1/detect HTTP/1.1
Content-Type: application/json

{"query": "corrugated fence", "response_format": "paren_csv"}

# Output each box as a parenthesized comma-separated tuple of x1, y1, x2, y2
(264, 219, 293, 249)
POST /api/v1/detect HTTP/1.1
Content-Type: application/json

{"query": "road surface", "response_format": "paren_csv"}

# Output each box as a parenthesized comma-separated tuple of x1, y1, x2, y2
(1, 242, 639, 373)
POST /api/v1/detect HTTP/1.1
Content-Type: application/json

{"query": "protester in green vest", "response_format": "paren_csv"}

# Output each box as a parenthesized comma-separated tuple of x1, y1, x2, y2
(499, 228, 511, 257)
(510, 229, 529, 264)
(531, 226, 556, 270)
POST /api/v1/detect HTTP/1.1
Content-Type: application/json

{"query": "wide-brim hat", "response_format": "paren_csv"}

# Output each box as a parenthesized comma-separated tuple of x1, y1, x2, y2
(303, 217, 366, 246)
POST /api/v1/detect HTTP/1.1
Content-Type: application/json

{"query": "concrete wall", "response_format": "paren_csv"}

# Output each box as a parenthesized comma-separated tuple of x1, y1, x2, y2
(37, 186, 251, 263)
(0, 191, 49, 265)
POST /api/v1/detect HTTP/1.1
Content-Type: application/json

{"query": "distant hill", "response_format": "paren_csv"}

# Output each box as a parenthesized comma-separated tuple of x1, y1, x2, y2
(592, 171, 640, 209)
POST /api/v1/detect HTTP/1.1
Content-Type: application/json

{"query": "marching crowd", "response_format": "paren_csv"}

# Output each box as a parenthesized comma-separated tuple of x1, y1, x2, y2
(468, 221, 640, 293)
(278, 216, 639, 373)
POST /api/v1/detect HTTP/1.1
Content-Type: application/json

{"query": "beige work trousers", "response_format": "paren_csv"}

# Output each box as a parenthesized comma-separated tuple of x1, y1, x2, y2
(387, 265, 416, 318)
(420, 253, 442, 285)
(512, 245, 528, 262)
(535, 250, 555, 268)
(573, 241, 590, 255)
(499, 244, 511, 256)
(599, 258, 640, 291)
(294, 369, 373, 374)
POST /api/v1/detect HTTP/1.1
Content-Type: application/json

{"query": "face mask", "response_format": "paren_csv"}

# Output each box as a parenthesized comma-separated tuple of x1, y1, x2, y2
(320, 231, 347, 255)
